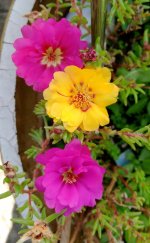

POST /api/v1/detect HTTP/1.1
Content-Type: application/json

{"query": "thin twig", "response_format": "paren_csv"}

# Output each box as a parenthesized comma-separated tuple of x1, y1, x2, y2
(55, 0, 60, 19)
(119, 175, 134, 194)
(60, 216, 72, 243)
(106, 228, 115, 243)
(70, 215, 83, 243)
(105, 177, 116, 195)
(71, 0, 91, 34)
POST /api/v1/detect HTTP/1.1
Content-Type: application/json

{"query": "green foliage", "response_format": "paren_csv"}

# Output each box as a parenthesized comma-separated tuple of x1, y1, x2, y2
(24, 145, 40, 159)
(33, 99, 46, 116)
(11, 218, 34, 226)
(69, 0, 91, 37)
(139, 148, 150, 174)
(114, 75, 145, 106)
(46, 1, 72, 11)
(109, 0, 134, 26)
(85, 164, 150, 242)
(118, 125, 150, 150)
(45, 211, 65, 223)
(81, 1, 150, 240)
(108, 0, 150, 28)
(29, 128, 43, 146)
(0, 190, 12, 199)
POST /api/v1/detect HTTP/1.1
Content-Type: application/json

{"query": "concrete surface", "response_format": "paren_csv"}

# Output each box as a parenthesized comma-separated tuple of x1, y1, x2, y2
(0, 1, 35, 242)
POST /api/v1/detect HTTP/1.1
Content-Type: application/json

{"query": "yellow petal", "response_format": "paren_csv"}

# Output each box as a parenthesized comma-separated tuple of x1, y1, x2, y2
(43, 72, 73, 100)
(94, 83, 119, 106)
(61, 104, 83, 131)
(96, 67, 111, 82)
(82, 104, 109, 131)
(45, 92, 68, 105)
(87, 67, 111, 89)
(43, 84, 54, 100)
(95, 83, 119, 95)
(81, 68, 96, 83)
(65, 66, 97, 84)
(46, 101, 68, 119)
(64, 65, 82, 83)
(94, 95, 118, 107)
(52, 71, 74, 96)
(63, 123, 79, 133)
(98, 107, 110, 126)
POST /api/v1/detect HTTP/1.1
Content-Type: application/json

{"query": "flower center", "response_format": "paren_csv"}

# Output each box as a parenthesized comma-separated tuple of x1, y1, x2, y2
(63, 168, 78, 184)
(69, 82, 96, 112)
(70, 92, 91, 112)
(41, 47, 63, 67)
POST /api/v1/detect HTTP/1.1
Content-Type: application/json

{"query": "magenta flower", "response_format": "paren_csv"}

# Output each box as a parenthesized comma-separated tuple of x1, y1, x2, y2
(35, 139, 105, 216)
(12, 18, 87, 92)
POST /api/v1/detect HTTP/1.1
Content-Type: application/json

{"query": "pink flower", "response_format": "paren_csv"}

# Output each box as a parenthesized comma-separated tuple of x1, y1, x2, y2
(35, 139, 105, 216)
(12, 18, 87, 92)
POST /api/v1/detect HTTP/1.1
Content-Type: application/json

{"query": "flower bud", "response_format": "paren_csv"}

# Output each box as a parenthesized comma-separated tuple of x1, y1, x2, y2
(3, 161, 16, 179)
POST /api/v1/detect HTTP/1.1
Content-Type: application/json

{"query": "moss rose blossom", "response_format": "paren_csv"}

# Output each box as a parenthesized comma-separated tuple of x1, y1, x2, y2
(35, 139, 105, 216)
(43, 65, 119, 132)
(12, 18, 87, 92)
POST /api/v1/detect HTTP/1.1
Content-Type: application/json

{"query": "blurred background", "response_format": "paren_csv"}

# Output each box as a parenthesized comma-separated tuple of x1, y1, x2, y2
(0, 0, 12, 38)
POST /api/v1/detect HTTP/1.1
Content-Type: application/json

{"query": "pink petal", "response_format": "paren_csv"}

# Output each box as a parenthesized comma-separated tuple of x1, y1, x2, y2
(35, 176, 45, 192)
(65, 139, 91, 156)
(35, 148, 62, 165)
(58, 184, 79, 208)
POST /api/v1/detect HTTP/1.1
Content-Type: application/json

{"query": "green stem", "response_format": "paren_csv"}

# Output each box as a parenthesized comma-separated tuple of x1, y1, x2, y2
(0, 191, 12, 199)
(43, 116, 49, 140)
(91, 0, 108, 48)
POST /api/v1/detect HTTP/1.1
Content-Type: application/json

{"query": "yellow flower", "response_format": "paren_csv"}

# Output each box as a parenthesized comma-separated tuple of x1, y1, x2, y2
(43, 66, 119, 132)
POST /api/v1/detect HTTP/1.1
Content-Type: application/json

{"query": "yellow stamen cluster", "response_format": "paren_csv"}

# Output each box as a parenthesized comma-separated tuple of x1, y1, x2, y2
(70, 92, 91, 111)
(69, 82, 95, 112)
